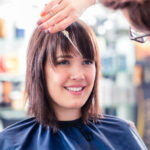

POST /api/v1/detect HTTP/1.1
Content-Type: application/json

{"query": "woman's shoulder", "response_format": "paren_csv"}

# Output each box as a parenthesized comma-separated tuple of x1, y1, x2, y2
(91, 114, 136, 133)
(97, 114, 129, 126)
(0, 117, 37, 135)
(0, 117, 47, 149)
(90, 114, 129, 127)
(0, 117, 38, 143)
(89, 114, 147, 150)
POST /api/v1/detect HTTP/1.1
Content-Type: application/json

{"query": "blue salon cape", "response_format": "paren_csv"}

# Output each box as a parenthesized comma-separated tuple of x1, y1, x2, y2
(0, 115, 147, 150)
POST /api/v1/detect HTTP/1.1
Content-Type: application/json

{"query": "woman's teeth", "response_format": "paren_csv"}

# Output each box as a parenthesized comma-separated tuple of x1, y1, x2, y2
(65, 87, 83, 92)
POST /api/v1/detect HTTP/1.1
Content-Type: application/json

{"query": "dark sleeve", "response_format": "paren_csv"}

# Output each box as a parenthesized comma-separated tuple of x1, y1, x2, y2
(127, 123, 148, 150)
(0, 132, 14, 150)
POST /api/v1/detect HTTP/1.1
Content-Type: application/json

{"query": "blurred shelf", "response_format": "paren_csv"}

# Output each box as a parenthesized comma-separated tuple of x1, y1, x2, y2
(0, 73, 25, 82)
(0, 107, 27, 128)
(0, 107, 26, 119)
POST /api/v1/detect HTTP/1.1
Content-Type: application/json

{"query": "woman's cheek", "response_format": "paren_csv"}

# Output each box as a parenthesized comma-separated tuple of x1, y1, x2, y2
(88, 67, 96, 84)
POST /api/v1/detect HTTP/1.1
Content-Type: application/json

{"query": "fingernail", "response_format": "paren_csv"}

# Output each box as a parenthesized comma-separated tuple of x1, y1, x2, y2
(48, 27, 53, 33)
(44, 29, 49, 33)
(38, 25, 45, 31)
(40, 12, 45, 17)
(37, 20, 42, 25)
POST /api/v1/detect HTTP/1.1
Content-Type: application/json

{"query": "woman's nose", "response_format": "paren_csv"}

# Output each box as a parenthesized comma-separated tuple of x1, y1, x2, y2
(70, 66, 85, 80)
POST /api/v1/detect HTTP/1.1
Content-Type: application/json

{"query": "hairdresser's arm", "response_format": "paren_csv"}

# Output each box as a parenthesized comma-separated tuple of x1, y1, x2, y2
(37, 0, 96, 33)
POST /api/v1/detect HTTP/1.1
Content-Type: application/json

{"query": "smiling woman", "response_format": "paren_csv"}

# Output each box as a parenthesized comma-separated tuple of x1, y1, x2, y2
(25, 20, 100, 131)
(0, 20, 147, 150)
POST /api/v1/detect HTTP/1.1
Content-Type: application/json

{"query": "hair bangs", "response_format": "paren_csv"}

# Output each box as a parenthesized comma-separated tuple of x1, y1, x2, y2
(67, 22, 96, 61)
(45, 22, 96, 66)
(46, 31, 74, 65)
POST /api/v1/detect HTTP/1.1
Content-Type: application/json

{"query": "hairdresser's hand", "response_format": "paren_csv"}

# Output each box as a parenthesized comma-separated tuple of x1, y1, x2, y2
(37, 0, 96, 33)
(128, 120, 136, 129)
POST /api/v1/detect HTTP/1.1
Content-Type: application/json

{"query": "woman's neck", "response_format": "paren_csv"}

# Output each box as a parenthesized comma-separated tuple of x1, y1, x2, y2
(55, 108, 81, 121)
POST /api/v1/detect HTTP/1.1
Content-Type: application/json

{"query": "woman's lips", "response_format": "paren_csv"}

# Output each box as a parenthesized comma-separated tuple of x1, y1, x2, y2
(64, 86, 85, 95)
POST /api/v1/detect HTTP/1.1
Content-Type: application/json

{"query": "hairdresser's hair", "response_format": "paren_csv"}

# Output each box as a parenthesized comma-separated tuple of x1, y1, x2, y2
(25, 20, 101, 132)
(100, 0, 150, 32)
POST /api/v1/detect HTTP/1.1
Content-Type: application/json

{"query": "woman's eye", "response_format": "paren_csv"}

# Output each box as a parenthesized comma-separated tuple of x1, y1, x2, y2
(57, 60, 69, 65)
(83, 60, 93, 65)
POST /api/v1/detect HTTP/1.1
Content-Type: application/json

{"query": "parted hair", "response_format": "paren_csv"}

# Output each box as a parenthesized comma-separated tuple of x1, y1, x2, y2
(25, 20, 101, 132)
(100, 0, 150, 32)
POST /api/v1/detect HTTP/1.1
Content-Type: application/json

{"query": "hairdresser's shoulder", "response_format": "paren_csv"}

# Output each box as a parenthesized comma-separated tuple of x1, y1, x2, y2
(0, 117, 38, 149)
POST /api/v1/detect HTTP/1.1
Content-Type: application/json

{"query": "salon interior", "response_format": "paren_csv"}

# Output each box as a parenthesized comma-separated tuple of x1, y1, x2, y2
(0, 0, 150, 148)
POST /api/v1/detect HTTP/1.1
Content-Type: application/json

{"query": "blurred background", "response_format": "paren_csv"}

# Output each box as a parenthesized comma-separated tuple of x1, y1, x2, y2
(0, 0, 150, 148)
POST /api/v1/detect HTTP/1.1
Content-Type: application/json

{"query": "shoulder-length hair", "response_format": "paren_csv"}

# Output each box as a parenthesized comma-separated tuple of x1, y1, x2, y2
(25, 20, 101, 131)
(100, 0, 150, 32)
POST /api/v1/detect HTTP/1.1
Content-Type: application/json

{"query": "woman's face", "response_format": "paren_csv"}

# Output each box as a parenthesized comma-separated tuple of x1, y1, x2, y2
(45, 48, 96, 120)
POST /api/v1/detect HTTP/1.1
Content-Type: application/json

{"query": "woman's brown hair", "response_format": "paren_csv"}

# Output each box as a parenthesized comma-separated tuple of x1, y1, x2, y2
(25, 20, 101, 131)
(100, 0, 150, 32)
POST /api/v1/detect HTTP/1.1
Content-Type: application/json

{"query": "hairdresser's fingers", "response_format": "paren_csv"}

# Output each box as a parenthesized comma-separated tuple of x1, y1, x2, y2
(37, 13, 50, 25)
(39, 6, 80, 30)
(48, 16, 77, 33)
(40, 0, 62, 17)
(39, 5, 79, 30)
(128, 120, 136, 129)
(38, 0, 95, 32)
(37, 0, 67, 25)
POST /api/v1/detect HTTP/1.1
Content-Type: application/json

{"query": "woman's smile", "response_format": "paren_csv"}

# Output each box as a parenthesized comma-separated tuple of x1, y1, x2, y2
(64, 85, 86, 95)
